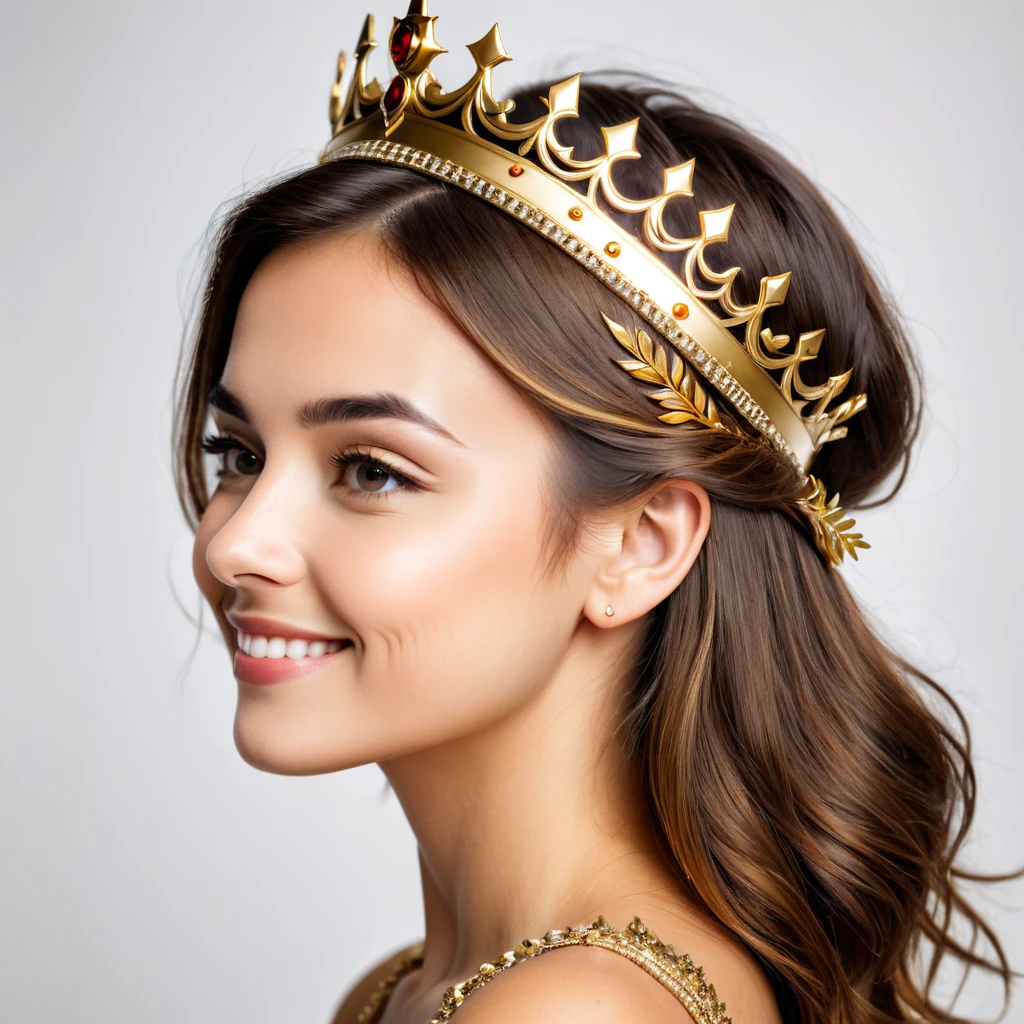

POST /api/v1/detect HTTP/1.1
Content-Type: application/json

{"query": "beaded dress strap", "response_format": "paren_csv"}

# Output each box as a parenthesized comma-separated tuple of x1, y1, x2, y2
(356, 942, 425, 1024)
(357, 916, 731, 1024)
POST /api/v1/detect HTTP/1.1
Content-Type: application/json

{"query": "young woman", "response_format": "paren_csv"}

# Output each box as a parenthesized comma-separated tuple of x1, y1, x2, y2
(172, 4, 1016, 1022)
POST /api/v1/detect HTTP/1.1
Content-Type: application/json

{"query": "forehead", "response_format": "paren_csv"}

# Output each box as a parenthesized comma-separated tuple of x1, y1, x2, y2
(228, 232, 465, 388)
(221, 231, 537, 441)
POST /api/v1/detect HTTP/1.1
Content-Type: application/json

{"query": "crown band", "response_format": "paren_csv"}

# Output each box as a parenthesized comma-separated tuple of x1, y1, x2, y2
(320, 116, 813, 472)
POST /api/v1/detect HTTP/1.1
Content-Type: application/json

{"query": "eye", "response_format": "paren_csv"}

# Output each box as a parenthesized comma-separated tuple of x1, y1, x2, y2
(330, 448, 418, 496)
(200, 434, 262, 477)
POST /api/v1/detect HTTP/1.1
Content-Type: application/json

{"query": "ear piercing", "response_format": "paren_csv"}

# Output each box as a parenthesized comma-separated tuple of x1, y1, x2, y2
(605, 605, 615, 617)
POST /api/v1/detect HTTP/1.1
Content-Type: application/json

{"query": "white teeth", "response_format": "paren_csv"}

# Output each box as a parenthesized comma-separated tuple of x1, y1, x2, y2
(238, 632, 348, 659)
(285, 638, 307, 659)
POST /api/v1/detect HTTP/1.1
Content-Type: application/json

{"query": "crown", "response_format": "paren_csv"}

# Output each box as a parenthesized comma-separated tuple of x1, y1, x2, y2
(315, 1, 870, 565)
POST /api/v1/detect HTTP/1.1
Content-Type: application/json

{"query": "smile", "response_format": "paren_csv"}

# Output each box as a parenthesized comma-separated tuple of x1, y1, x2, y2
(236, 632, 353, 659)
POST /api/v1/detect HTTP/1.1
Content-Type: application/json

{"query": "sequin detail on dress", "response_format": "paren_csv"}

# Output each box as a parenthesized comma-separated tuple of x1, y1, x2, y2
(357, 915, 731, 1024)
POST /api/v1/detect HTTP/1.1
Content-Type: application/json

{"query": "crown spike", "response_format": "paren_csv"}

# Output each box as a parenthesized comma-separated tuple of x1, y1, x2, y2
(700, 206, 735, 246)
(547, 74, 581, 115)
(329, 50, 347, 125)
(357, 11, 375, 49)
(467, 24, 512, 70)
(330, 13, 382, 130)
(663, 160, 695, 197)
(797, 328, 826, 360)
(602, 120, 640, 159)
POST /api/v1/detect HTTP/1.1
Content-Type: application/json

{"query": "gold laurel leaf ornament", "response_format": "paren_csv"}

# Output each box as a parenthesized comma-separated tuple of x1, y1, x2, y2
(602, 312, 739, 434)
(795, 476, 870, 567)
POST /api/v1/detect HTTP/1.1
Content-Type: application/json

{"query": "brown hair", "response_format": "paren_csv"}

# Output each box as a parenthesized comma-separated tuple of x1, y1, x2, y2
(172, 72, 1017, 1023)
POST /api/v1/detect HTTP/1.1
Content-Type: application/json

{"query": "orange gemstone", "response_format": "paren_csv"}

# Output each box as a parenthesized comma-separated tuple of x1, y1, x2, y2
(672, 302, 689, 319)
(604, 241, 620, 257)
(568, 206, 583, 221)
(508, 163, 523, 176)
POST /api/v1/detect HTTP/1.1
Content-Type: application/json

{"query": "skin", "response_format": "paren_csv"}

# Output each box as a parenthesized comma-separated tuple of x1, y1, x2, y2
(193, 231, 781, 1023)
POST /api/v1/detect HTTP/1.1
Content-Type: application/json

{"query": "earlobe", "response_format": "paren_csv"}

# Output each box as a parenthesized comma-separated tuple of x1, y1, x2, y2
(586, 479, 710, 627)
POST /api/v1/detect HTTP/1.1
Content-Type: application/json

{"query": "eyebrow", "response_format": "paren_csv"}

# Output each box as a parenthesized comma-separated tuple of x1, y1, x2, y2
(206, 383, 465, 447)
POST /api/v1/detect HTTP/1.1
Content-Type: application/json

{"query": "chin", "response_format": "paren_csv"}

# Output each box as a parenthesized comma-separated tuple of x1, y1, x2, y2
(231, 710, 375, 776)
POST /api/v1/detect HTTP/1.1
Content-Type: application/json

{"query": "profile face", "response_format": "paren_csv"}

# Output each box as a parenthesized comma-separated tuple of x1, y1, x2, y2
(193, 232, 597, 775)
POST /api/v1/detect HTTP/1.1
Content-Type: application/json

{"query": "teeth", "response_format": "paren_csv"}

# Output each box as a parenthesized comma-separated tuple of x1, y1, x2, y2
(237, 632, 349, 659)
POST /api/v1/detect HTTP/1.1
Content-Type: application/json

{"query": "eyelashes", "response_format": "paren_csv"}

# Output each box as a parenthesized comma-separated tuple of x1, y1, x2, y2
(328, 447, 418, 493)
(199, 433, 419, 496)
(200, 434, 261, 478)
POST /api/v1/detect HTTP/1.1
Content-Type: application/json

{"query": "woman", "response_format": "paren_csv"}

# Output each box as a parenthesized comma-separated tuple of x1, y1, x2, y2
(171, 4, 1015, 1021)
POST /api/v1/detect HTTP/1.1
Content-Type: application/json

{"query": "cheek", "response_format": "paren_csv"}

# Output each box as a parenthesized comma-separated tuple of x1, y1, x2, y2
(319, 485, 571, 710)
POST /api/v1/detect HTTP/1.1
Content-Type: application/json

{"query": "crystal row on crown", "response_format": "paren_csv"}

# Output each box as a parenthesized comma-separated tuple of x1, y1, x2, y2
(330, 137, 801, 473)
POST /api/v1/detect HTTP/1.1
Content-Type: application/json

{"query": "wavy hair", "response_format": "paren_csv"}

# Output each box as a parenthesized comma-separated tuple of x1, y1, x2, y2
(172, 72, 1017, 1023)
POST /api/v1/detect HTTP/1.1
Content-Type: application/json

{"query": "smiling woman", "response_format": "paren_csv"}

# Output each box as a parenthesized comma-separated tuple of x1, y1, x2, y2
(189, 231, 578, 774)
(170, 5, 1016, 1023)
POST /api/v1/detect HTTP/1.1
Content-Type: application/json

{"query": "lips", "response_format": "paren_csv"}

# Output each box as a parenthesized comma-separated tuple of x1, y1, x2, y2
(225, 612, 354, 685)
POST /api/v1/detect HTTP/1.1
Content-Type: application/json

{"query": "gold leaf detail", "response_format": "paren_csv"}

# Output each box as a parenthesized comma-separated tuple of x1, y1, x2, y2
(602, 312, 737, 435)
(795, 476, 871, 567)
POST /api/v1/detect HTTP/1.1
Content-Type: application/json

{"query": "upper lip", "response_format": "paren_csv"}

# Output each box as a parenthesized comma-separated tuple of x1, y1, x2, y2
(226, 612, 346, 642)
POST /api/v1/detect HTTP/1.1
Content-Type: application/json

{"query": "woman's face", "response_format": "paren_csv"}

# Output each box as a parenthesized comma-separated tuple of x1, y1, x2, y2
(193, 232, 600, 774)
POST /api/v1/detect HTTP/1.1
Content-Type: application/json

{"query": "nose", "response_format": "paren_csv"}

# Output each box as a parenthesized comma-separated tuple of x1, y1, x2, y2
(204, 472, 307, 590)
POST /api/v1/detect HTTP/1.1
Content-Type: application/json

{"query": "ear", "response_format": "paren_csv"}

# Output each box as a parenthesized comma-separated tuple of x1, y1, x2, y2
(583, 478, 710, 627)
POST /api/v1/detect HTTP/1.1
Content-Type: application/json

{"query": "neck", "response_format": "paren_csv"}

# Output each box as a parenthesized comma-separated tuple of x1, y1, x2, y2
(378, 618, 687, 987)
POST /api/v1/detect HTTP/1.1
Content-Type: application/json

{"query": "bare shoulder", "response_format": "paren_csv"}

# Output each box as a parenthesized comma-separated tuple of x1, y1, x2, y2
(453, 923, 783, 1024)
(326, 941, 421, 1024)
(453, 944, 705, 1023)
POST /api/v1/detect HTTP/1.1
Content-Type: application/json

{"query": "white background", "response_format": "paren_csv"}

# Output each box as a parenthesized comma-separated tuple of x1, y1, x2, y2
(2, 1, 1021, 1021)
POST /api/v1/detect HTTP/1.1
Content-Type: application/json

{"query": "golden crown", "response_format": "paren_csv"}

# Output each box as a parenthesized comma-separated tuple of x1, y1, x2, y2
(315, 1, 870, 565)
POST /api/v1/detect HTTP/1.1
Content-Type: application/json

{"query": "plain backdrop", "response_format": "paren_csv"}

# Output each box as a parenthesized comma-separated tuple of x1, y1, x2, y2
(2, 1, 1022, 1021)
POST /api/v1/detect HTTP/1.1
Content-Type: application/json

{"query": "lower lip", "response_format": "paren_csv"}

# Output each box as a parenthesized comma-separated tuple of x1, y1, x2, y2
(233, 642, 353, 685)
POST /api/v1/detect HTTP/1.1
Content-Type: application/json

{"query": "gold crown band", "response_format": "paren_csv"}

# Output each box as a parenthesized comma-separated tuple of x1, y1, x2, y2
(321, 120, 813, 473)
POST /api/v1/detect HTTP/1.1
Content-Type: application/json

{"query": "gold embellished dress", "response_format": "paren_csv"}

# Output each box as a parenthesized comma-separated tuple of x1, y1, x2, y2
(357, 915, 731, 1023)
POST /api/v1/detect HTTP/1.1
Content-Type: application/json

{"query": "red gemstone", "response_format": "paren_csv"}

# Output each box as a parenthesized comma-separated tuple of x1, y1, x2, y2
(390, 21, 414, 65)
(383, 75, 405, 112)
